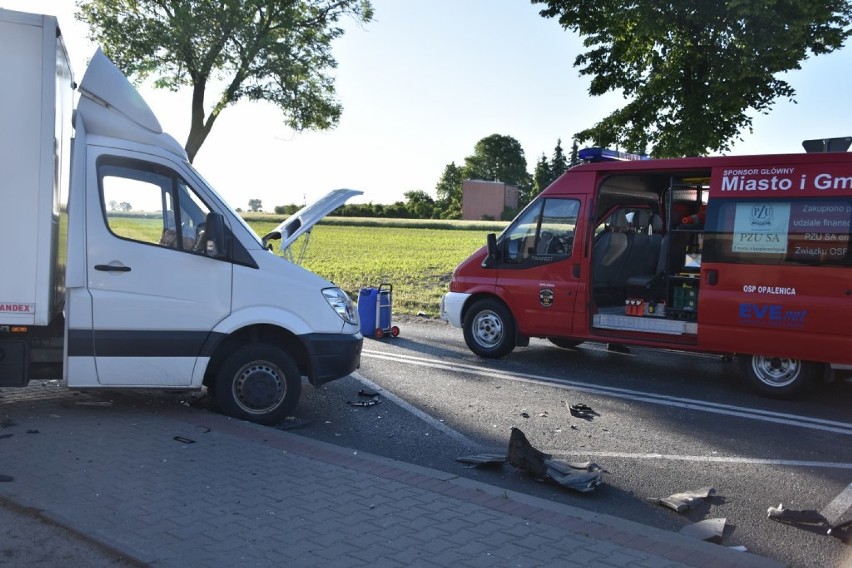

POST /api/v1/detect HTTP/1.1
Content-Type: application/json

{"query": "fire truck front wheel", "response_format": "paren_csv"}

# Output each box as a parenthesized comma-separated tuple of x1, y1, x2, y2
(463, 298, 516, 358)
(741, 355, 822, 398)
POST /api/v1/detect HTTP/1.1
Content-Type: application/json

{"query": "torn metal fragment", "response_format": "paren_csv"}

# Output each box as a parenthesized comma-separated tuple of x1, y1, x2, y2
(657, 487, 716, 513)
(455, 454, 507, 468)
(679, 518, 726, 543)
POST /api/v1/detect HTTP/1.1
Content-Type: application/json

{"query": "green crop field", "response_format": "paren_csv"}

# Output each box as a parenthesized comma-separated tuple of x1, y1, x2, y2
(249, 221, 495, 317)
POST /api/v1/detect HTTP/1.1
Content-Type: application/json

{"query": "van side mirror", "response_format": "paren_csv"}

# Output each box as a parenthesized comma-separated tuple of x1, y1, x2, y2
(204, 212, 227, 259)
(483, 233, 499, 268)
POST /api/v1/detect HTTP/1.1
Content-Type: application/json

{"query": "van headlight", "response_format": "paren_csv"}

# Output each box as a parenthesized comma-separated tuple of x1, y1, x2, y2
(322, 287, 358, 325)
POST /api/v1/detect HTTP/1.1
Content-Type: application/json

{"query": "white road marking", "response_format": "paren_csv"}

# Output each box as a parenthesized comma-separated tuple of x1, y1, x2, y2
(351, 371, 483, 450)
(362, 349, 852, 437)
(540, 451, 852, 470)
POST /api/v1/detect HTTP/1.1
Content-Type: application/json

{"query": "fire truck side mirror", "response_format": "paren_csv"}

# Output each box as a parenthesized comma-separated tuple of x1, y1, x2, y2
(483, 233, 499, 268)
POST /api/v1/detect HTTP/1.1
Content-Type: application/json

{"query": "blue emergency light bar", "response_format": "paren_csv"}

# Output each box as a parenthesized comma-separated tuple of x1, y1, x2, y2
(578, 147, 651, 162)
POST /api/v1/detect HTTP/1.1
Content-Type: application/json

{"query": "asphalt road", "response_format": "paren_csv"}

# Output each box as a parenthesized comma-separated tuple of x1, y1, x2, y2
(290, 316, 852, 568)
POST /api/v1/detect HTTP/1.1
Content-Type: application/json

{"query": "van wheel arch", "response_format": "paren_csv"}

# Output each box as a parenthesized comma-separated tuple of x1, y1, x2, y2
(740, 354, 823, 399)
(204, 325, 309, 397)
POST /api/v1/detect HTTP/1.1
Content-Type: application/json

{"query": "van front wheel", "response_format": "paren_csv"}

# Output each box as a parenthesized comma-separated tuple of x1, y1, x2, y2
(741, 355, 821, 398)
(463, 299, 516, 358)
(214, 345, 301, 424)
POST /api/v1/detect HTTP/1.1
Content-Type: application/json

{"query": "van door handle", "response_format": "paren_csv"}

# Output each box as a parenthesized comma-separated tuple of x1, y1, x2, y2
(95, 264, 131, 272)
(706, 269, 718, 286)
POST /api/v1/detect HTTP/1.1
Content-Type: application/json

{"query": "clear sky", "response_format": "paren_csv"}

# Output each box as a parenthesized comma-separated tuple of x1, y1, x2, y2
(5, 1, 852, 211)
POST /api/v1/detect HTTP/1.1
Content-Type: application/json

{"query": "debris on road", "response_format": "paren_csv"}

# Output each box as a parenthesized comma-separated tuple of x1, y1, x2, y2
(679, 518, 726, 543)
(567, 403, 599, 420)
(507, 428, 604, 492)
(767, 504, 824, 524)
(655, 487, 716, 513)
(455, 454, 507, 468)
(544, 458, 604, 493)
(0, 475, 13, 482)
(507, 427, 550, 479)
(172, 436, 195, 444)
(821, 481, 852, 535)
(347, 389, 381, 407)
(277, 417, 311, 431)
(767, 490, 852, 536)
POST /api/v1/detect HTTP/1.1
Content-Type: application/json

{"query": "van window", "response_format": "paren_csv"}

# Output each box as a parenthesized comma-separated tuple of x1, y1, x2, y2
(503, 198, 579, 263)
(704, 198, 852, 266)
(99, 157, 211, 253)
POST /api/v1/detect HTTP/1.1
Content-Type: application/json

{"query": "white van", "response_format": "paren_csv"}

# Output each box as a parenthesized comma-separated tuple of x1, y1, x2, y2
(0, 9, 362, 424)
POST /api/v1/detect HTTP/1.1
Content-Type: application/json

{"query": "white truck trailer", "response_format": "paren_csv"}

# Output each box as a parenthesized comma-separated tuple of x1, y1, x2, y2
(0, 9, 363, 424)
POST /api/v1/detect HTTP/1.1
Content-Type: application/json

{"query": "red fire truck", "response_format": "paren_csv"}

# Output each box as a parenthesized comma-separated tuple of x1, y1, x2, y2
(440, 140, 852, 398)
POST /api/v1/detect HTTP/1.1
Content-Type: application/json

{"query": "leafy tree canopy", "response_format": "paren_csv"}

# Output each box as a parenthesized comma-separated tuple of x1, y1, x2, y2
(463, 134, 530, 189)
(77, 0, 373, 162)
(533, 0, 852, 156)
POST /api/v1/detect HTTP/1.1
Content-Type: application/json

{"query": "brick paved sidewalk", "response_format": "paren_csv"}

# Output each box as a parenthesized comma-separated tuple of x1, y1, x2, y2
(0, 383, 782, 567)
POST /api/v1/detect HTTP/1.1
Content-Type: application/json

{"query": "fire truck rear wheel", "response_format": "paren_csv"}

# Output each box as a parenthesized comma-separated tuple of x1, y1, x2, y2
(463, 298, 516, 358)
(214, 344, 301, 424)
(741, 355, 821, 398)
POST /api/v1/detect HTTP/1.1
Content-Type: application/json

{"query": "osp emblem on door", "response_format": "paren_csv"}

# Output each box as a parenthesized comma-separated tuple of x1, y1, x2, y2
(539, 288, 554, 307)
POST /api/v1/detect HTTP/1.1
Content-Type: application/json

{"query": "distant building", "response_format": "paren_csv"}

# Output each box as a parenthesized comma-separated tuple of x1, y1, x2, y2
(462, 180, 518, 220)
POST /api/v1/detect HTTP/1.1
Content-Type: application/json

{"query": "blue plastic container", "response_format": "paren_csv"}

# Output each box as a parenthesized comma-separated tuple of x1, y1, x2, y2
(358, 287, 378, 336)
(358, 286, 393, 337)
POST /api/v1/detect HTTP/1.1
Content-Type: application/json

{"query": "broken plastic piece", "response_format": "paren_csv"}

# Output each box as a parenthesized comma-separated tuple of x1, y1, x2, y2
(507, 428, 605, 492)
(656, 487, 716, 513)
(568, 403, 599, 420)
(507, 427, 552, 479)
(679, 518, 726, 543)
(544, 459, 604, 492)
(172, 436, 195, 444)
(455, 454, 507, 468)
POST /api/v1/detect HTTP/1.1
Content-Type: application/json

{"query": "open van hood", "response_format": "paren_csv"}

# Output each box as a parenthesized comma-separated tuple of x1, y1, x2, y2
(262, 188, 363, 254)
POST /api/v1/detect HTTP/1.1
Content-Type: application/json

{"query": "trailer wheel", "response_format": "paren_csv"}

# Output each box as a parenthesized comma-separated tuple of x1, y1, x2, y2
(548, 337, 584, 349)
(214, 344, 301, 424)
(741, 354, 822, 399)
(463, 298, 516, 358)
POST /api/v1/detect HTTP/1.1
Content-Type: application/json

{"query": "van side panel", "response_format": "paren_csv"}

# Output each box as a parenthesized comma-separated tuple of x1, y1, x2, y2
(699, 160, 852, 364)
